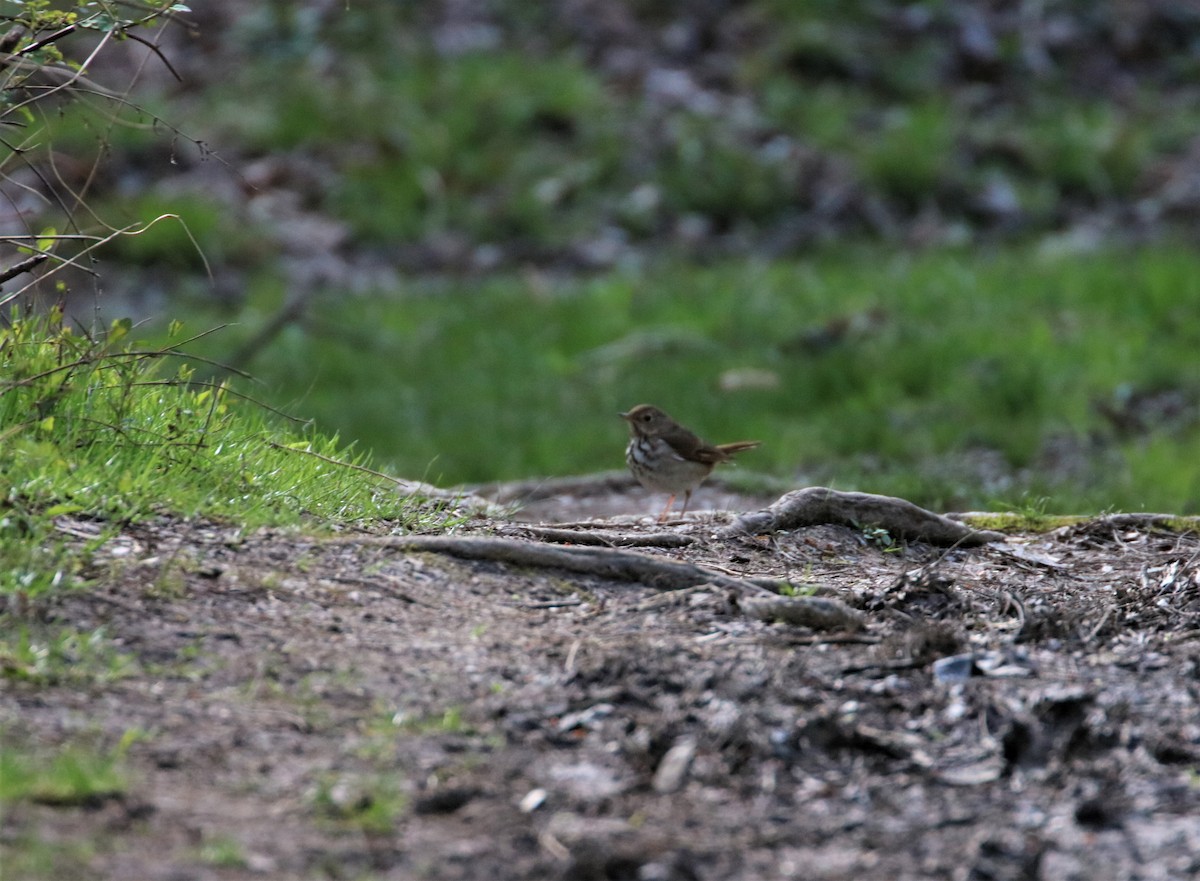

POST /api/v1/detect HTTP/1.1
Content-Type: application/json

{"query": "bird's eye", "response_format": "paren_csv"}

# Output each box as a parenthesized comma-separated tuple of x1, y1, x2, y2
(640, 413, 652, 421)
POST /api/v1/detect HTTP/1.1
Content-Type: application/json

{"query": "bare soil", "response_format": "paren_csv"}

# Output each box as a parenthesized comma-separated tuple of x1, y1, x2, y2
(3, 485, 1200, 881)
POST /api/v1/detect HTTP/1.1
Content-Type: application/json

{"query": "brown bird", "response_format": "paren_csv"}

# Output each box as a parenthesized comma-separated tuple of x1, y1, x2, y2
(620, 404, 760, 522)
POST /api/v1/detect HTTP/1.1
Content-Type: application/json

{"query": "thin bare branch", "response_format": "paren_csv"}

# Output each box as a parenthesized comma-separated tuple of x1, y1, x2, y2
(0, 252, 47, 284)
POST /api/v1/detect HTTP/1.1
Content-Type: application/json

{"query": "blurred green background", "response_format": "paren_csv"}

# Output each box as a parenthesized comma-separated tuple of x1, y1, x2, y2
(6, 1, 1200, 511)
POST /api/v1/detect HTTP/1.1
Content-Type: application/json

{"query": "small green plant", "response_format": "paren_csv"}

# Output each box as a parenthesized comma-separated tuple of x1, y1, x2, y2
(0, 833, 96, 881)
(0, 729, 145, 807)
(393, 705, 470, 736)
(655, 113, 797, 222)
(0, 623, 138, 686)
(311, 773, 406, 835)
(777, 581, 819, 597)
(860, 524, 898, 552)
(198, 835, 248, 869)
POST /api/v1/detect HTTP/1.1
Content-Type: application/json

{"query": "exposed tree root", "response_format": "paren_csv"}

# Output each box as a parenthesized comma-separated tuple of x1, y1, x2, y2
(723, 487, 1006, 546)
(321, 486, 1019, 632)
(329, 534, 862, 631)
(337, 534, 773, 592)
(513, 526, 695, 548)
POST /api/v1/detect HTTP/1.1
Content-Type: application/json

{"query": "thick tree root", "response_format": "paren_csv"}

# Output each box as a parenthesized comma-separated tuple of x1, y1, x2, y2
(321, 486, 1010, 633)
(339, 534, 773, 592)
(514, 526, 695, 548)
(723, 487, 1006, 546)
(330, 534, 864, 633)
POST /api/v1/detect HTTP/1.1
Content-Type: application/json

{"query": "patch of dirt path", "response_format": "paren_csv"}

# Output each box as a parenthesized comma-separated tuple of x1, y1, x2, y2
(3, 494, 1200, 880)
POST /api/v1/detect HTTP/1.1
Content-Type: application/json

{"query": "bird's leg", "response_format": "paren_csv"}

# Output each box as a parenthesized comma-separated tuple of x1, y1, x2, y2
(680, 489, 693, 517)
(657, 494, 677, 523)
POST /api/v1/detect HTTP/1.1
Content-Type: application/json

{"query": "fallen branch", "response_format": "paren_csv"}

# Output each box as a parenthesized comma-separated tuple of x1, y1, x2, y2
(724, 487, 1005, 546)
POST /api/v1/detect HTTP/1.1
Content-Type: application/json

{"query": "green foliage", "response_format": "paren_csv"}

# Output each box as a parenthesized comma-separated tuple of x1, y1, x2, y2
(971, 100, 1159, 201)
(0, 1, 192, 289)
(655, 112, 797, 222)
(759, 80, 873, 153)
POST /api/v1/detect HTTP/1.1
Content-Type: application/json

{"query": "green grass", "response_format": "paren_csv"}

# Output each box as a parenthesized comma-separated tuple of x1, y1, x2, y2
(149, 245, 1200, 514)
(858, 99, 962, 204)
(0, 833, 98, 881)
(0, 731, 141, 807)
(0, 310, 462, 603)
(197, 835, 248, 869)
(0, 731, 144, 877)
(203, 48, 623, 245)
(191, 5, 1165, 250)
(15, 2, 1200, 269)
(0, 624, 138, 685)
(311, 772, 406, 835)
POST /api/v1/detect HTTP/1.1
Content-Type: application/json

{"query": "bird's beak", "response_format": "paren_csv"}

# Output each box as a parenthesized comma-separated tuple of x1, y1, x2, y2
(619, 411, 631, 421)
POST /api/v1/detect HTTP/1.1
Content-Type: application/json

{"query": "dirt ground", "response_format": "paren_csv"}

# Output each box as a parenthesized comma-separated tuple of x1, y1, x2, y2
(3, 483, 1200, 881)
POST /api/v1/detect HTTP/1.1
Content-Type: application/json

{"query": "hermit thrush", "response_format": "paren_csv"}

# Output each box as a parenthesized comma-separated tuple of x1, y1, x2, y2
(620, 404, 760, 521)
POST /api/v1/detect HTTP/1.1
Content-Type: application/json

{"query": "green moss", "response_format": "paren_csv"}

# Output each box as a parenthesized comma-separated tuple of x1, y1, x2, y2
(958, 513, 1081, 533)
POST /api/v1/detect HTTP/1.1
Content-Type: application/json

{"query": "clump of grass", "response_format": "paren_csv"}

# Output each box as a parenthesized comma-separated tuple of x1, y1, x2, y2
(0, 730, 144, 807)
(197, 836, 249, 870)
(0, 833, 96, 881)
(858, 99, 962, 204)
(0, 624, 138, 686)
(311, 772, 406, 835)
